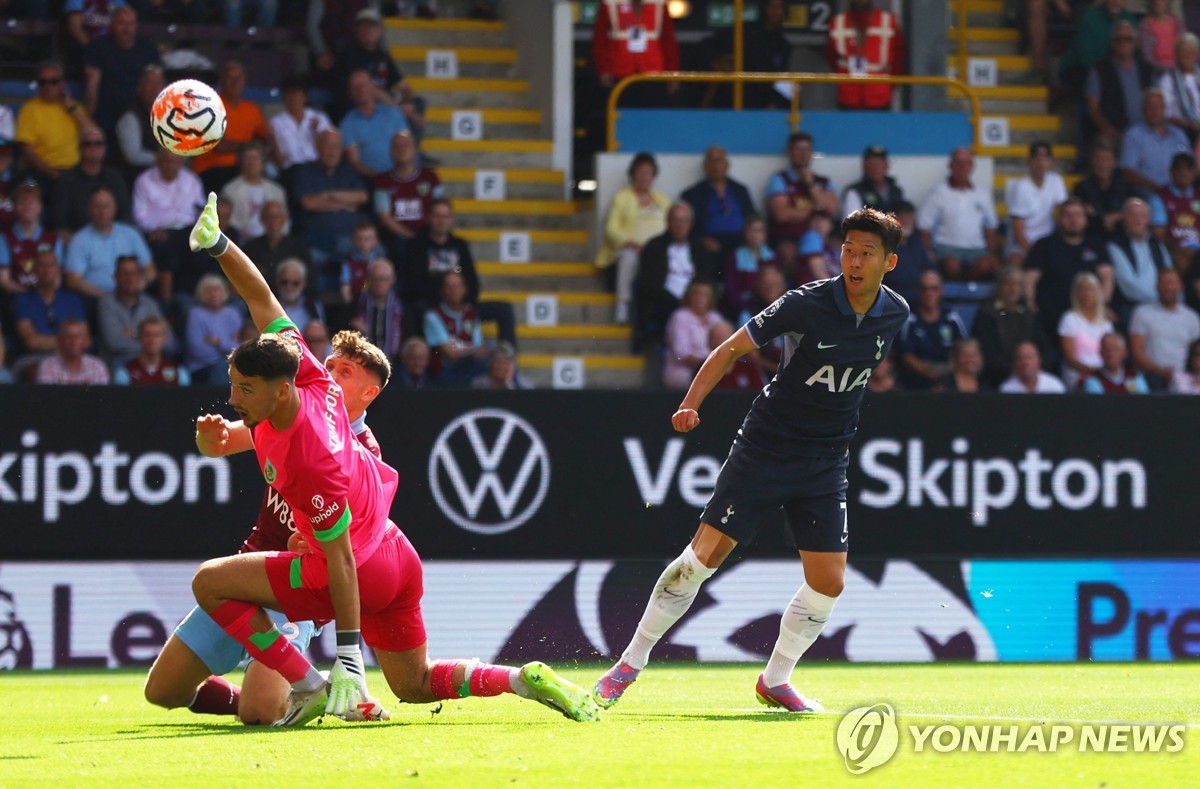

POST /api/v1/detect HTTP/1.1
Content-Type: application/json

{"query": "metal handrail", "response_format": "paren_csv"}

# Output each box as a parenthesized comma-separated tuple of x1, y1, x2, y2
(606, 72, 983, 153)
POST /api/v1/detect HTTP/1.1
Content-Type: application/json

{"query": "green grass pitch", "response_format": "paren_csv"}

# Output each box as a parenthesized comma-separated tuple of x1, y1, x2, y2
(1, 663, 1197, 787)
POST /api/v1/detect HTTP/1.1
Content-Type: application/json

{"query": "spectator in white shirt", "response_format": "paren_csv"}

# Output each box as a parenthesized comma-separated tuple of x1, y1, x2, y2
(219, 141, 287, 241)
(1130, 267, 1200, 390)
(1159, 33, 1200, 143)
(917, 147, 1000, 281)
(1058, 271, 1114, 389)
(1000, 340, 1067, 393)
(269, 76, 333, 174)
(132, 147, 206, 304)
(1005, 141, 1069, 266)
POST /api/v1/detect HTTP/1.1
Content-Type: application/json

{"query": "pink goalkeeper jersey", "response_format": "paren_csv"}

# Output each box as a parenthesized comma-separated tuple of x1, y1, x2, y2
(249, 317, 399, 565)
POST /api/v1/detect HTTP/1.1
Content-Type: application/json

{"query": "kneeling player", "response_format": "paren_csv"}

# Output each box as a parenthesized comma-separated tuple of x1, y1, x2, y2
(594, 209, 909, 712)
(184, 194, 600, 725)
(145, 330, 394, 723)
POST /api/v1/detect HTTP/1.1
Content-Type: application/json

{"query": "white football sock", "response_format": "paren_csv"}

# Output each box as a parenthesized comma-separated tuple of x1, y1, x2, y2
(762, 584, 839, 688)
(620, 545, 716, 670)
(508, 668, 535, 699)
(293, 665, 327, 693)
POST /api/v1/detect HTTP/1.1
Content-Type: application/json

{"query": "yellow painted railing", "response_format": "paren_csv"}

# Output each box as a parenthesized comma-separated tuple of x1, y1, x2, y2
(954, 0, 970, 90)
(606, 72, 983, 152)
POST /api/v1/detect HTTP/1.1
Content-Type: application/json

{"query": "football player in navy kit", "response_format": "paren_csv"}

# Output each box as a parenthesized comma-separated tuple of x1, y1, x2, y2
(594, 208, 910, 713)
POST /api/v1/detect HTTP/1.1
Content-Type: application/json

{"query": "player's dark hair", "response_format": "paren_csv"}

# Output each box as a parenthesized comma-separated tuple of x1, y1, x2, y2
(228, 333, 301, 382)
(331, 330, 392, 390)
(429, 197, 454, 213)
(841, 208, 903, 257)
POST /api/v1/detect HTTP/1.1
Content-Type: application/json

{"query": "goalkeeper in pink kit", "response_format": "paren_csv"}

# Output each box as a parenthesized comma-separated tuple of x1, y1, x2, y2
(188, 193, 601, 726)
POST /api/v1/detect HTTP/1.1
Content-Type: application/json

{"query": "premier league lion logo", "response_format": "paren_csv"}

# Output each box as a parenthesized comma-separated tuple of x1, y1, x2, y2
(0, 588, 33, 670)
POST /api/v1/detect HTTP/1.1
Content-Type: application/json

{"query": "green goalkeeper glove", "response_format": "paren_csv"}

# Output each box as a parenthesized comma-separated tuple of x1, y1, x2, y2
(189, 191, 229, 256)
(326, 631, 372, 717)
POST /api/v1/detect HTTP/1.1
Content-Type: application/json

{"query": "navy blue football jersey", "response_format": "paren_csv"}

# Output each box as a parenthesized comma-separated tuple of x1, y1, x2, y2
(741, 276, 910, 456)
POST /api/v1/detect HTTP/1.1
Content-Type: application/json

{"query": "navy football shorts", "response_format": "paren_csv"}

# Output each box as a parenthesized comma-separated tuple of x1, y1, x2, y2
(699, 438, 850, 552)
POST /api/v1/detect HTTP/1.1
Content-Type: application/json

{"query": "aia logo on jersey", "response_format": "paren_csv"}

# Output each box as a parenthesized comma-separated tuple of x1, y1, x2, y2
(806, 365, 872, 392)
(0, 589, 33, 670)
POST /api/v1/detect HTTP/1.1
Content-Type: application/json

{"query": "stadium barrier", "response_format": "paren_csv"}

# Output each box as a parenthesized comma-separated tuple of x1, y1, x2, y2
(2, 387, 1197, 666)
(1, 387, 1196, 561)
(2, 559, 1197, 669)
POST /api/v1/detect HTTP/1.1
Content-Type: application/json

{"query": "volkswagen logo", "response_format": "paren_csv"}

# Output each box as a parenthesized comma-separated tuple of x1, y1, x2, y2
(428, 408, 550, 535)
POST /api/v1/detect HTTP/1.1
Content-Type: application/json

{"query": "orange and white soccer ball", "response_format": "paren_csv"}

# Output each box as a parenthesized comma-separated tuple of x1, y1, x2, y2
(149, 79, 227, 157)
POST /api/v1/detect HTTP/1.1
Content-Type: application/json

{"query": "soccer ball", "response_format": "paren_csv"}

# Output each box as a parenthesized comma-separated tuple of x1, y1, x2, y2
(150, 79, 227, 157)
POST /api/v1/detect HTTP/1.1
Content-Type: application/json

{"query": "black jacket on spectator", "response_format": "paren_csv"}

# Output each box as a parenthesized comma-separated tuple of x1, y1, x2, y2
(1073, 169, 1138, 239)
(401, 226, 480, 308)
(843, 176, 907, 216)
(972, 300, 1051, 388)
(241, 234, 315, 294)
(51, 166, 131, 232)
(1092, 55, 1157, 134)
(634, 233, 717, 348)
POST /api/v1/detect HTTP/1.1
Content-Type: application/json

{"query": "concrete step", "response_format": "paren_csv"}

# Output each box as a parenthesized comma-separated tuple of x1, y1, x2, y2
(459, 229, 589, 261)
(408, 77, 530, 110)
(425, 120, 546, 140)
(450, 199, 587, 230)
(453, 212, 587, 231)
(391, 45, 519, 79)
(422, 138, 552, 169)
(478, 261, 604, 293)
(486, 323, 631, 355)
(442, 179, 565, 200)
(980, 143, 1076, 160)
(952, 95, 1048, 115)
(949, 26, 1020, 43)
(951, 0, 1008, 28)
(947, 54, 1035, 84)
(384, 17, 509, 48)
(486, 290, 615, 323)
(986, 114, 1064, 146)
(423, 106, 543, 140)
(439, 166, 565, 200)
(519, 355, 644, 389)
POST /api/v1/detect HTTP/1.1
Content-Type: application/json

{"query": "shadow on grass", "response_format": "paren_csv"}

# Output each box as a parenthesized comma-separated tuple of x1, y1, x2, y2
(630, 711, 827, 723)
(54, 719, 416, 744)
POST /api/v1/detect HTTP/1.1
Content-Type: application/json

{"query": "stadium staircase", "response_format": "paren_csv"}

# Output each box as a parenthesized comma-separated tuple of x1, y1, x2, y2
(947, 0, 1082, 218)
(386, 17, 642, 388)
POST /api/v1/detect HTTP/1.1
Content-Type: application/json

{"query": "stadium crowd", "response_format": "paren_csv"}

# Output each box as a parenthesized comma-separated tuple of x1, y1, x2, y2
(0, 1, 518, 389)
(2, 0, 1200, 393)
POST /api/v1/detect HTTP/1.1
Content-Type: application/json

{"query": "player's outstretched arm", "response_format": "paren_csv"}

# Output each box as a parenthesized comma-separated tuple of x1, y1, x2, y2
(319, 525, 371, 715)
(195, 414, 254, 457)
(672, 326, 758, 433)
(189, 192, 286, 333)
